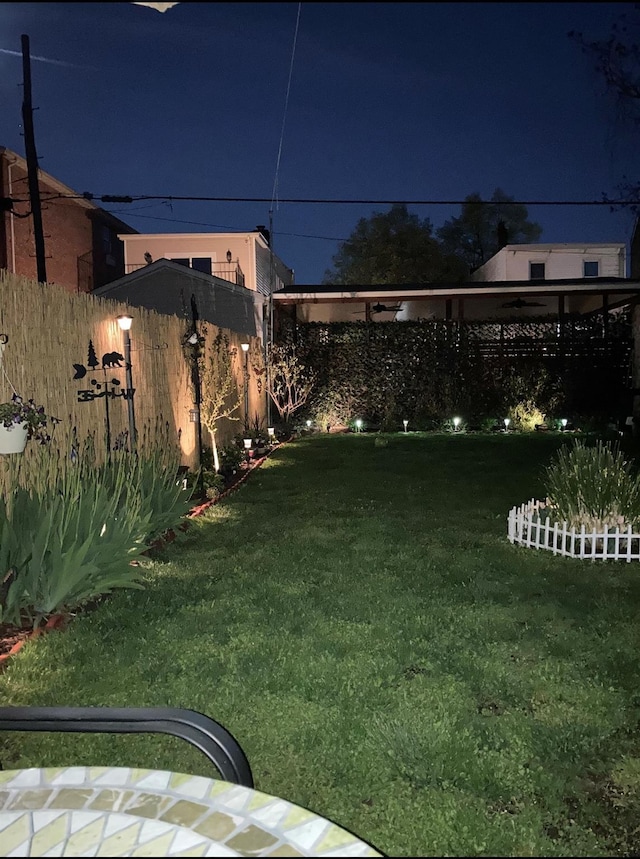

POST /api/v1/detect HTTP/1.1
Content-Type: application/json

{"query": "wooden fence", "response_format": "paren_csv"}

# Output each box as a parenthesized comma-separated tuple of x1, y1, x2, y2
(0, 271, 265, 480)
(507, 498, 640, 562)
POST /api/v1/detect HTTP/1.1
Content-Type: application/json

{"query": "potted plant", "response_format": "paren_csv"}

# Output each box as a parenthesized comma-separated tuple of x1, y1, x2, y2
(0, 394, 57, 454)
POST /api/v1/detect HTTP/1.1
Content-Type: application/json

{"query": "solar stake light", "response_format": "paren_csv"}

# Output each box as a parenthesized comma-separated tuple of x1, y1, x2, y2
(268, 427, 275, 438)
(561, 418, 568, 431)
(306, 419, 312, 428)
(403, 419, 408, 432)
(453, 416, 461, 431)
(355, 418, 363, 433)
(504, 417, 511, 430)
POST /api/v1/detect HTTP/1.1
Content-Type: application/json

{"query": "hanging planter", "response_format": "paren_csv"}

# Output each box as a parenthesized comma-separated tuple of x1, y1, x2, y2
(0, 394, 58, 455)
(0, 420, 28, 454)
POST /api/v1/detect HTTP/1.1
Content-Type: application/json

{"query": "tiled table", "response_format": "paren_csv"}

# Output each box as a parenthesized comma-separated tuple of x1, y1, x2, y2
(0, 766, 382, 857)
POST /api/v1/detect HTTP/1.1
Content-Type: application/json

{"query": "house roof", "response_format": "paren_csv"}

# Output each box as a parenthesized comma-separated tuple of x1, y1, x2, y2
(93, 258, 257, 337)
(0, 146, 137, 234)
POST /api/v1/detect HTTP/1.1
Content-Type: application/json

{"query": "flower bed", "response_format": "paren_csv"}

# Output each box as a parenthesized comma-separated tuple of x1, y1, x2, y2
(507, 499, 640, 562)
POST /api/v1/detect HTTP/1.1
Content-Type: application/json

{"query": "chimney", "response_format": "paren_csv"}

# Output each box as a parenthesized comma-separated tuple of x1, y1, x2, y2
(497, 220, 508, 250)
(256, 224, 270, 246)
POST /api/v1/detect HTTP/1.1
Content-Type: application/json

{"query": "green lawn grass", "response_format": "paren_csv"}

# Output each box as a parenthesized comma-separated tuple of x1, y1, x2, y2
(2, 433, 640, 856)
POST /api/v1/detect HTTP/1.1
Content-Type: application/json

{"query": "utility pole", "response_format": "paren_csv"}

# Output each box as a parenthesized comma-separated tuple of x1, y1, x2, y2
(21, 34, 47, 284)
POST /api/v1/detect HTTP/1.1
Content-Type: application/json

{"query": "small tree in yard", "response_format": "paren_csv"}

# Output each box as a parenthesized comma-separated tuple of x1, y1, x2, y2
(267, 340, 316, 428)
(200, 331, 240, 472)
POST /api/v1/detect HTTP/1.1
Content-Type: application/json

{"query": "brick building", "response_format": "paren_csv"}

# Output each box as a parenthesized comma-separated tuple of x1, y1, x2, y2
(0, 146, 137, 293)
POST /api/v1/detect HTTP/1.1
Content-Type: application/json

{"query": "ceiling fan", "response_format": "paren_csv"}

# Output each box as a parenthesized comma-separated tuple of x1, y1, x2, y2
(501, 297, 546, 309)
(351, 302, 403, 315)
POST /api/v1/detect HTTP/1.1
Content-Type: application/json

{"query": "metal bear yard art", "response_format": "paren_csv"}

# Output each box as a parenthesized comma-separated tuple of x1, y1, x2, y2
(102, 351, 125, 368)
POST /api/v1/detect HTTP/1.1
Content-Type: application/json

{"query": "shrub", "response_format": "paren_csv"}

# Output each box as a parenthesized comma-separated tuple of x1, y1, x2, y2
(544, 439, 640, 532)
(507, 400, 546, 432)
(0, 433, 193, 627)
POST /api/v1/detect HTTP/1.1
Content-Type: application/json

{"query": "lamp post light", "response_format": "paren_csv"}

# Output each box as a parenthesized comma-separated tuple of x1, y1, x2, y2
(243, 436, 252, 463)
(116, 314, 136, 452)
(241, 342, 250, 430)
(403, 419, 408, 433)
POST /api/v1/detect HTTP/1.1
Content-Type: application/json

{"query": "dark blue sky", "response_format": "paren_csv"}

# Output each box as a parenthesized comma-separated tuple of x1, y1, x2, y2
(0, 2, 637, 282)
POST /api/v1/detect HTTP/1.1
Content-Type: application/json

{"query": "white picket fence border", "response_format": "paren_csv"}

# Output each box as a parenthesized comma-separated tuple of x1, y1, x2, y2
(507, 499, 640, 562)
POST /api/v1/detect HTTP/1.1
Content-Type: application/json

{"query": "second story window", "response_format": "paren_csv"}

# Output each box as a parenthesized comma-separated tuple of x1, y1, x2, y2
(192, 257, 212, 275)
(583, 260, 599, 277)
(529, 262, 546, 280)
(168, 256, 212, 274)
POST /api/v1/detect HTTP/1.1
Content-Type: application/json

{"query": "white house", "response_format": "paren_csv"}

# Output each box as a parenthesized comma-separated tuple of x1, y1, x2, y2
(470, 243, 626, 283)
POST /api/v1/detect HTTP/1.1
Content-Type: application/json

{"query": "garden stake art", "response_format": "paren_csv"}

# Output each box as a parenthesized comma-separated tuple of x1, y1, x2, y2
(72, 339, 135, 455)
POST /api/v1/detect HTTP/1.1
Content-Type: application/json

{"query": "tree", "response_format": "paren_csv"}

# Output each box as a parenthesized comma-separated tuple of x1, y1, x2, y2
(323, 203, 467, 285)
(267, 339, 316, 427)
(570, 6, 640, 204)
(200, 330, 240, 472)
(437, 188, 543, 274)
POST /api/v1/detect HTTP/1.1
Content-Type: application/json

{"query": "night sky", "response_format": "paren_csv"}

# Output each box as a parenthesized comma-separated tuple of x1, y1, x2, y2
(0, 2, 636, 283)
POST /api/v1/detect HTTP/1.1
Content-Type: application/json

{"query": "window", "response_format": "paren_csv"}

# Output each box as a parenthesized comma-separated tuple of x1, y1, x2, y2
(583, 260, 599, 277)
(168, 256, 212, 274)
(529, 262, 545, 280)
(192, 257, 212, 275)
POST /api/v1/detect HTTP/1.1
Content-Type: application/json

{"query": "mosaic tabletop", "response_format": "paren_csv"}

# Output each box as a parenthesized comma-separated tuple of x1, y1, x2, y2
(0, 767, 382, 857)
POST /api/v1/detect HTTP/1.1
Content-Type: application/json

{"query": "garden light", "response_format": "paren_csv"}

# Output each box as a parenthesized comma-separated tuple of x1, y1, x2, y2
(243, 437, 252, 463)
(355, 418, 363, 432)
(561, 418, 568, 431)
(504, 418, 511, 430)
(116, 314, 136, 451)
(306, 419, 312, 428)
(403, 419, 408, 432)
(268, 427, 275, 437)
(453, 417, 461, 431)
(241, 343, 250, 426)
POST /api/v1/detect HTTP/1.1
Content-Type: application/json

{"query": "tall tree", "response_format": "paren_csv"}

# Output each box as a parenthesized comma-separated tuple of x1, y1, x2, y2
(323, 203, 467, 285)
(570, 7, 640, 204)
(437, 188, 543, 274)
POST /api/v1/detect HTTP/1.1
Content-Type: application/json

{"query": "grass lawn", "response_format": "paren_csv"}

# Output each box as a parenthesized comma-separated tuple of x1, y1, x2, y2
(2, 433, 640, 856)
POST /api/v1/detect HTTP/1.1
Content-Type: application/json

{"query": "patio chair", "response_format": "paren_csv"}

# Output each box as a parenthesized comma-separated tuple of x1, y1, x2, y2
(0, 705, 253, 787)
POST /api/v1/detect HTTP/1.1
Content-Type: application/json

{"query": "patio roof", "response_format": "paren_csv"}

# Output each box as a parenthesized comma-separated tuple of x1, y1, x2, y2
(272, 277, 640, 305)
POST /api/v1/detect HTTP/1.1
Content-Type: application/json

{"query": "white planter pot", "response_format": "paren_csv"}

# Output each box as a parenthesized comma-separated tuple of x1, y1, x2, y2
(0, 421, 28, 454)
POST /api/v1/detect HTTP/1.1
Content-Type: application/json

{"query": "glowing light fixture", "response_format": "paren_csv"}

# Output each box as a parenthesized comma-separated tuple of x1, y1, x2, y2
(268, 427, 275, 438)
(355, 418, 363, 432)
(453, 417, 461, 431)
(504, 418, 511, 430)
(561, 418, 568, 430)
(243, 438, 252, 449)
(403, 419, 408, 432)
(116, 314, 136, 450)
(306, 419, 312, 428)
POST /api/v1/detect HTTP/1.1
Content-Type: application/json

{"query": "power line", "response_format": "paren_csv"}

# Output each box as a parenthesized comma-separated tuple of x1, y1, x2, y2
(271, 2, 301, 211)
(102, 209, 347, 241)
(30, 192, 633, 206)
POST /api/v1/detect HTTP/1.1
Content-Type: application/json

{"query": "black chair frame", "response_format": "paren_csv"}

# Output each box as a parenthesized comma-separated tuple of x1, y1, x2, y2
(0, 706, 253, 788)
